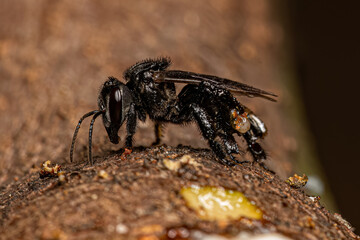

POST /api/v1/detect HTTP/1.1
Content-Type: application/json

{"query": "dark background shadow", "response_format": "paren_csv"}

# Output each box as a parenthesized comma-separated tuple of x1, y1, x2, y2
(287, 1, 360, 233)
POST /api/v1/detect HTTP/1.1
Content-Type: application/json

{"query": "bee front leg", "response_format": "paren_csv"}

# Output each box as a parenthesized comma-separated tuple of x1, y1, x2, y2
(125, 103, 137, 149)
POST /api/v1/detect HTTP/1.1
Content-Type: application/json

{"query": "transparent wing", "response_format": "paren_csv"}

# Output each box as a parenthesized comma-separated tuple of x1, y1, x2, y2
(153, 70, 277, 101)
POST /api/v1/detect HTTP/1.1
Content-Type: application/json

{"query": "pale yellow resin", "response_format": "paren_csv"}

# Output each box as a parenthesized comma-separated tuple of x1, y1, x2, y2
(180, 186, 263, 221)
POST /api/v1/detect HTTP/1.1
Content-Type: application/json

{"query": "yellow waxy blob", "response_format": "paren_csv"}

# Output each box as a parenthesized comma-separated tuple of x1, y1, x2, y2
(180, 186, 263, 221)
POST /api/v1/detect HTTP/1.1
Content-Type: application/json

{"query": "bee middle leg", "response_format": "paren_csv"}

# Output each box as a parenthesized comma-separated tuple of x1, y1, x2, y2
(125, 103, 137, 148)
(190, 104, 235, 166)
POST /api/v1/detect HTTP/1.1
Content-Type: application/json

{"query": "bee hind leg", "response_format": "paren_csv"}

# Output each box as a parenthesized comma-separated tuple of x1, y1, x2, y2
(242, 131, 274, 173)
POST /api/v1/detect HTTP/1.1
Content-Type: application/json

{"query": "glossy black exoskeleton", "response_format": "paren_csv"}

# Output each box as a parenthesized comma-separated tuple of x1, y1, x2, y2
(70, 57, 277, 169)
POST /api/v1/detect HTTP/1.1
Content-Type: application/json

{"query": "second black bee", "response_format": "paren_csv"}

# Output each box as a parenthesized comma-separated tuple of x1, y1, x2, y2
(70, 57, 277, 168)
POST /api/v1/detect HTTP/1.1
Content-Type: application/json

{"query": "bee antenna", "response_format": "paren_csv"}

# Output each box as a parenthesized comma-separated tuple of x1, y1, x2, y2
(70, 110, 103, 163)
(88, 111, 104, 165)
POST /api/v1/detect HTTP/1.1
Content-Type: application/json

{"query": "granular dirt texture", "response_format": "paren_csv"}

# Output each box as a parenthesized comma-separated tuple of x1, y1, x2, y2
(0, 146, 358, 240)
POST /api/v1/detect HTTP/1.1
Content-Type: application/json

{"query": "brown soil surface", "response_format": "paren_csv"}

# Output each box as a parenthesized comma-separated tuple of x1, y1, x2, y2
(0, 146, 358, 239)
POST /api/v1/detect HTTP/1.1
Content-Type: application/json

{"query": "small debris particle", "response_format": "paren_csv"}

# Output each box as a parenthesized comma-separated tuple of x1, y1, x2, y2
(121, 148, 133, 160)
(39, 160, 62, 178)
(116, 223, 129, 234)
(334, 213, 354, 231)
(58, 172, 67, 183)
(243, 174, 251, 182)
(166, 227, 190, 239)
(309, 196, 321, 203)
(179, 154, 200, 168)
(303, 216, 315, 229)
(163, 158, 181, 171)
(98, 170, 109, 179)
(163, 155, 200, 173)
(91, 194, 98, 200)
(286, 173, 308, 188)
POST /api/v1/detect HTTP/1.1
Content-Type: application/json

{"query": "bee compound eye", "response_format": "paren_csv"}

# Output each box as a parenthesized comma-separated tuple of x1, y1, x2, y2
(109, 88, 123, 124)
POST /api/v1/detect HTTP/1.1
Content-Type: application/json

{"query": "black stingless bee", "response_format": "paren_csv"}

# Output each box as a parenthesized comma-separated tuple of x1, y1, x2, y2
(70, 57, 277, 168)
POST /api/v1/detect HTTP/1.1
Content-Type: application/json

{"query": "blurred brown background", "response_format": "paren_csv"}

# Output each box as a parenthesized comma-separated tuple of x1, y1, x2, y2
(0, 0, 358, 233)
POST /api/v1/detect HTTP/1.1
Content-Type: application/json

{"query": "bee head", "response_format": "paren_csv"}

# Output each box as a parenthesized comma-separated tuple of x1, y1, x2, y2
(98, 77, 133, 144)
